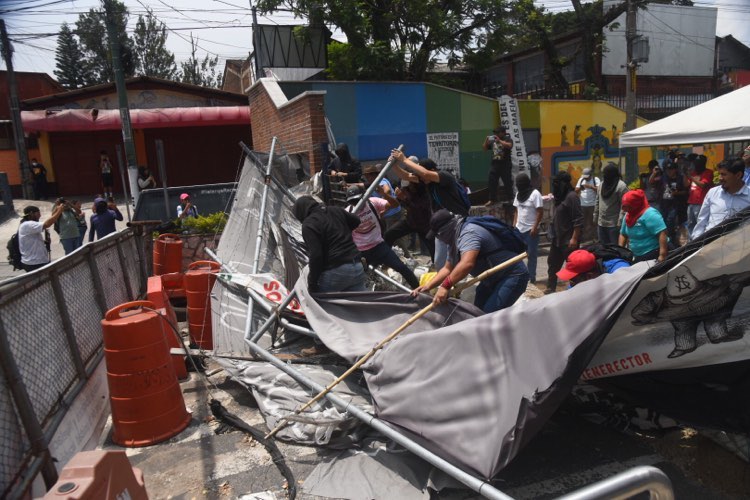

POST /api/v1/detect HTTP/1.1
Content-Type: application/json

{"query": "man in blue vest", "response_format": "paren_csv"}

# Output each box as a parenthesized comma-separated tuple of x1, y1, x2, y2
(412, 209, 528, 313)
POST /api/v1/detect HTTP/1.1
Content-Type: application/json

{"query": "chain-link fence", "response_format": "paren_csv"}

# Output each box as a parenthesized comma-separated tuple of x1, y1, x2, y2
(0, 229, 146, 499)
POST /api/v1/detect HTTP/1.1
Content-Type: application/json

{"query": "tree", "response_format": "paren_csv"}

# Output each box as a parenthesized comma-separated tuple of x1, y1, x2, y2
(75, 0, 135, 84)
(53, 22, 90, 89)
(180, 34, 221, 88)
(256, 0, 513, 81)
(133, 10, 178, 80)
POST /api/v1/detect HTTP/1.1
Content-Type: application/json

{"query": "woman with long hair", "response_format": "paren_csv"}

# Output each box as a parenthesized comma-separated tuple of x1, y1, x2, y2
(594, 162, 629, 245)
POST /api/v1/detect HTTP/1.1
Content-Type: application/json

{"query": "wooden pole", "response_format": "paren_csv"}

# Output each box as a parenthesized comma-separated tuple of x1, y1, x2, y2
(264, 251, 528, 439)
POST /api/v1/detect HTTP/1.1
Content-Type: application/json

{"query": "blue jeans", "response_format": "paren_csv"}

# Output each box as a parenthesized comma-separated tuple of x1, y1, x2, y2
(434, 238, 448, 270)
(519, 230, 539, 283)
(474, 271, 529, 313)
(61, 237, 80, 255)
(598, 225, 620, 245)
(661, 205, 679, 243)
(317, 261, 367, 293)
(362, 242, 419, 289)
(77, 226, 87, 247)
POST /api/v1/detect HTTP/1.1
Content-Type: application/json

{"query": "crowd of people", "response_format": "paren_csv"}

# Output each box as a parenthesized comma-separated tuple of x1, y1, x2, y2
(296, 141, 750, 317)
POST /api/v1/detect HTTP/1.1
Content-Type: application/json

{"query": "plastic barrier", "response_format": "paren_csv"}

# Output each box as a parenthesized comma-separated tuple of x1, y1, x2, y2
(146, 276, 187, 380)
(42, 450, 147, 499)
(101, 301, 191, 447)
(152, 233, 182, 276)
(184, 261, 219, 350)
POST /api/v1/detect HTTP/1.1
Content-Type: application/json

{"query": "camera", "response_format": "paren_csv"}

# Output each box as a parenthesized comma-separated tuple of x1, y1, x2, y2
(56, 197, 66, 205)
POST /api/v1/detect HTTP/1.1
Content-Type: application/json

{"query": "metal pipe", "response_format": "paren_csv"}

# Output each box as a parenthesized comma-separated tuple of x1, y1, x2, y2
(155, 140, 171, 221)
(555, 465, 674, 500)
(239, 142, 298, 202)
(352, 144, 403, 214)
(248, 291, 298, 343)
(243, 338, 513, 500)
(369, 265, 411, 293)
(114, 144, 132, 221)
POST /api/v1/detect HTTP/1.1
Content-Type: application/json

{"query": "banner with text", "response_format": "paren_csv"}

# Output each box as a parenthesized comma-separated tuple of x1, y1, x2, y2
(426, 132, 461, 178)
(499, 95, 529, 180)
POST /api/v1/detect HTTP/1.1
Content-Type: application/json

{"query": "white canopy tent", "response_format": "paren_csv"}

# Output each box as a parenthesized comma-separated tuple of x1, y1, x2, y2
(619, 85, 750, 147)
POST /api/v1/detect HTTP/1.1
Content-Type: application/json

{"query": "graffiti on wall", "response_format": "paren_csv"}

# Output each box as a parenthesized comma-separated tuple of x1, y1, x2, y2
(551, 124, 623, 183)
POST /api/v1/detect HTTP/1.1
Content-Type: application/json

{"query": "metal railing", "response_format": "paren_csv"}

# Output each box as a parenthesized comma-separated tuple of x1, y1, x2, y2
(556, 465, 674, 500)
(0, 229, 146, 499)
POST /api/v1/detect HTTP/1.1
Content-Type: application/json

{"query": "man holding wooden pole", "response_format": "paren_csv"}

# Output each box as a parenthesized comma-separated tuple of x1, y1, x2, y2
(413, 209, 529, 313)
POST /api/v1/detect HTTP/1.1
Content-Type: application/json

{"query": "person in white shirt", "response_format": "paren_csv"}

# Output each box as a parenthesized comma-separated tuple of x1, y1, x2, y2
(512, 173, 543, 284)
(177, 193, 198, 219)
(575, 167, 600, 243)
(691, 160, 750, 240)
(18, 203, 63, 272)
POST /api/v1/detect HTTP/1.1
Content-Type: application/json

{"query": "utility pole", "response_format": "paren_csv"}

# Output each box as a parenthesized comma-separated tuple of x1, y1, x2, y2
(0, 20, 34, 200)
(103, 0, 140, 207)
(251, 4, 262, 82)
(624, 0, 638, 182)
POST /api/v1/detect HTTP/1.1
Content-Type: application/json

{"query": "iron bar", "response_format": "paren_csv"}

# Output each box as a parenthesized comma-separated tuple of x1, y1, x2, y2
(352, 144, 403, 214)
(239, 142, 297, 201)
(555, 465, 674, 500)
(370, 266, 411, 293)
(114, 239, 134, 299)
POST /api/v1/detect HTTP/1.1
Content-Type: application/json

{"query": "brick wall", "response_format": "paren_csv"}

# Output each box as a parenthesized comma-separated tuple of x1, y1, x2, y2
(248, 79, 328, 175)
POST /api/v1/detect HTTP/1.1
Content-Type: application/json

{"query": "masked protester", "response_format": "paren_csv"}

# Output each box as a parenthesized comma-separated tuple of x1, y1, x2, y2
(545, 171, 582, 294)
(618, 190, 669, 263)
(594, 162, 629, 245)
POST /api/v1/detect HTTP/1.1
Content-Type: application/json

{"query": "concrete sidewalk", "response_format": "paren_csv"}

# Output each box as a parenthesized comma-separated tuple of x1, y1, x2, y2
(0, 198, 131, 282)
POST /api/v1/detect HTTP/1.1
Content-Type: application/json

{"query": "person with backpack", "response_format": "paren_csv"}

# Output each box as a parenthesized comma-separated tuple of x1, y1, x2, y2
(388, 149, 471, 269)
(413, 209, 528, 313)
(345, 185, 419, 289)
(55, 198, 83, 254)
(556, 248, 631, 287)
(18, 204, 64, 272)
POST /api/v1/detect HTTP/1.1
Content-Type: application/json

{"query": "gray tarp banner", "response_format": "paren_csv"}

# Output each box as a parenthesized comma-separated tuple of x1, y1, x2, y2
(296, 264, 649, 477)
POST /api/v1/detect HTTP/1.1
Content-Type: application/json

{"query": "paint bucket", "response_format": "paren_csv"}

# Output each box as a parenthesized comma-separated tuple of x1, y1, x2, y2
(101, 301, 191, 447)
(153, 233, 182, 276)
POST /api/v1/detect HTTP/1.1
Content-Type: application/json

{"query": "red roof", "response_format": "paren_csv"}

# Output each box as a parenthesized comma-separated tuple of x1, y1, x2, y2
(21, 106, 251, 132)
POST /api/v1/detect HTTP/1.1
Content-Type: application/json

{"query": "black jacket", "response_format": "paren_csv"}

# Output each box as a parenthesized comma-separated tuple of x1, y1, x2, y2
(297, 200, 361, 291)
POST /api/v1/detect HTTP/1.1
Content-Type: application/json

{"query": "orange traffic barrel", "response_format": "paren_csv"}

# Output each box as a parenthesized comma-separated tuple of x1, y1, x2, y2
(153, 233, 183, 276)
(102, 301, 191, 447)
(43, 450, 147, 500)
(185, 261, 219, 350)
(146, 277, 187, 380)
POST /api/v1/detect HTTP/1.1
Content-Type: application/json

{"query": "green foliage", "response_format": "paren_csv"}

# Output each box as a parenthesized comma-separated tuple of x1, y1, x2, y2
(133, 10, 178, 80)
(177, 212, 227, 234)
(53, 23, 89, 89)
(75, 0, 135, 85)
(258, 0, 510, 81)
(180, 34, 222, 88)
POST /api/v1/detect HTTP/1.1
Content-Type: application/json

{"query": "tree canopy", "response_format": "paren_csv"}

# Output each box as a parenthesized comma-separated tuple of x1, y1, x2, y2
(133, 10, 179, 80)
(180, 34, 222, 88)
(53, 23, 89, 90)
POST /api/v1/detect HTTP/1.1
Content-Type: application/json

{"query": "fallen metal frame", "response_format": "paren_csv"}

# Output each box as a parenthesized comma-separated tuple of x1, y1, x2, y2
(209, 145, 675, 500)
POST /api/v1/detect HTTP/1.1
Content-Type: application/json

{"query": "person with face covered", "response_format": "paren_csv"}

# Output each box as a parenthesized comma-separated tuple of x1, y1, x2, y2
(545, 171, 583, 294)
(293, 196, 366, 293)
(618, 189, 669, 263)
(329, 143, 362, 184)
(413, 209, 528, 313)
(512, 173, 543, 283)
(594, 162, 629, 245)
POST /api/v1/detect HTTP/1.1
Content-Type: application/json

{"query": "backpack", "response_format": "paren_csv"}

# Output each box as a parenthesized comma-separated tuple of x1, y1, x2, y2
(7, 232, 23, 271)
(464, 216, 527, 254)
(583, 243, 634, 271)
(430, 176, 471, 213)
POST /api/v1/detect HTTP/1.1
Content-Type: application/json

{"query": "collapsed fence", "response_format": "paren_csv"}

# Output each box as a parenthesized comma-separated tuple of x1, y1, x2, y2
(0, 230, 146, 499)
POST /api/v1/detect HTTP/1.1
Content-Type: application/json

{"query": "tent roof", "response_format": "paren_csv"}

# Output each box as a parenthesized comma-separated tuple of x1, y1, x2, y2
(21, 106, 250, 132)
(619, 85, 750, 147)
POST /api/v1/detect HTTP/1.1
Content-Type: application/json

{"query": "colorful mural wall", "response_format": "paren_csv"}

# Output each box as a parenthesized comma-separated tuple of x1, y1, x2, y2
(277, 83, 726, 194)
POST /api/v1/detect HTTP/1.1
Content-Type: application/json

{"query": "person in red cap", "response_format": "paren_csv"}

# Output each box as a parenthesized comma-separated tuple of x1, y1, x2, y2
(177, 193, 198, 219)
(556, 249, 630, 287)
(618, 189, 669, 263)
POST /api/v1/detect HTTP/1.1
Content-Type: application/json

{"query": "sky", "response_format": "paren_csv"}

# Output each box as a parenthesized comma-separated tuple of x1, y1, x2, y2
(2, 0, 749, 78)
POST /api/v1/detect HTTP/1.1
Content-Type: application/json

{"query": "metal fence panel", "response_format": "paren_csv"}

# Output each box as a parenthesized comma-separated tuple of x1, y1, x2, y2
(95, 242, 129, 311)
(0, 368, 29, 498)
(59, 261, 102, 365)
(3, 281, 77, 426)
(123, 237, 142, 299)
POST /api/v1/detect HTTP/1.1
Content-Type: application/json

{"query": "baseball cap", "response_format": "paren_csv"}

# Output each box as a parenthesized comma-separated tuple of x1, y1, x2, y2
(23, 205, 40, 215)
(582, 167, 592, 176)
(346, 185, 364, 203)
(556, 250, 596, 281)
(426, 209, 455, 240)
(180, 193, 190, 200)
